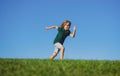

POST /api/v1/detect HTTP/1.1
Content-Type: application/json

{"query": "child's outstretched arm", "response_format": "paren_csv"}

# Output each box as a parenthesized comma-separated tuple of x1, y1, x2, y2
(45, 26, 58, 30)
(70, 26, 76, 38)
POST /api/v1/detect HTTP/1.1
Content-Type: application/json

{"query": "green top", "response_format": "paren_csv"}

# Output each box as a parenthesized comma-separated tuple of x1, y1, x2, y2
(54, 27, 71, 44)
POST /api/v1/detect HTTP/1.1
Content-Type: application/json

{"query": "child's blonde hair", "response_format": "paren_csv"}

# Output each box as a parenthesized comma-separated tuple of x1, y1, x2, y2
(61, 20, 71, 28)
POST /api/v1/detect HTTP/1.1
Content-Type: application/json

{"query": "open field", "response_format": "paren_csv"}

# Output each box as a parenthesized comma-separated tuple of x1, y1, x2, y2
(0, 58, 120, 76)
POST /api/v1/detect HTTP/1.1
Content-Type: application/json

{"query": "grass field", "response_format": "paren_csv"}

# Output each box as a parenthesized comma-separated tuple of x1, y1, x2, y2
(0, 58, 120, 76)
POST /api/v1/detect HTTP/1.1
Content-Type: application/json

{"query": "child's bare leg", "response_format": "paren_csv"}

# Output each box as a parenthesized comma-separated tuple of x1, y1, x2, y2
(50, 52, 57, 60)
(60, 46, 65, 60)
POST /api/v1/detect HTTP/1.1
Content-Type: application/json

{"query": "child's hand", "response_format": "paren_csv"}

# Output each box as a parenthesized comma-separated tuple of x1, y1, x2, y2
(73, 26, 76, 31)
(45, 27, 50, 30)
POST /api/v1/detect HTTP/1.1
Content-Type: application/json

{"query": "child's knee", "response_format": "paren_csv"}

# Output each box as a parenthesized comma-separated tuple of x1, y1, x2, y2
(61, 46, 65, 51)
(53, 52, 57, 56)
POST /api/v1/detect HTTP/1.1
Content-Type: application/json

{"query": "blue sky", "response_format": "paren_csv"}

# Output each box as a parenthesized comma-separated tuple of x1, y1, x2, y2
(0, 0, 120, 60)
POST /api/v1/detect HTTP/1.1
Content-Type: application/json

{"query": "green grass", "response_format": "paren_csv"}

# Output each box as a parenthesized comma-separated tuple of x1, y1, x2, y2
(0, 58, 120, 76)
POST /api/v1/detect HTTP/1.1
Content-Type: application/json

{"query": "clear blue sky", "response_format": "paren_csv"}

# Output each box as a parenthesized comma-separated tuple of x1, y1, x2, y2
(0, 0, 120, 60)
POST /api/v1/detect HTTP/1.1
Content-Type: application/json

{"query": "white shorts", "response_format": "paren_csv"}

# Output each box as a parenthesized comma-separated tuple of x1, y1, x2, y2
(54, 42, 63, 53)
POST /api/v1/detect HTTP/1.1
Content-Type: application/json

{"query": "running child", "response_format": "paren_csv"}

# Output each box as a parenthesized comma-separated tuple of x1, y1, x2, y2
(45, 20, 76, 60)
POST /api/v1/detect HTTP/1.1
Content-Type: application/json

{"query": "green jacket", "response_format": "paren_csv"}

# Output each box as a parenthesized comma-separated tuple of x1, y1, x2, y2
(54, 27, 71, 44)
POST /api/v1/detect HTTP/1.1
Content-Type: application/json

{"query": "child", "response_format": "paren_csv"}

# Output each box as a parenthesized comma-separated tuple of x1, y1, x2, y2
(45, 20, 76, 60)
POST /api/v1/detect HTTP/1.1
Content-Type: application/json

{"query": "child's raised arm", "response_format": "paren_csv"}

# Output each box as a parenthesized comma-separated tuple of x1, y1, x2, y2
(45, 26, 58, 30)
(70, 26, 76, 38)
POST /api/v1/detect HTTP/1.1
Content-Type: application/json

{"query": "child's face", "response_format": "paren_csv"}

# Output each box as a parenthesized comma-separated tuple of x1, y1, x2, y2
(64, 22, 70, 30)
